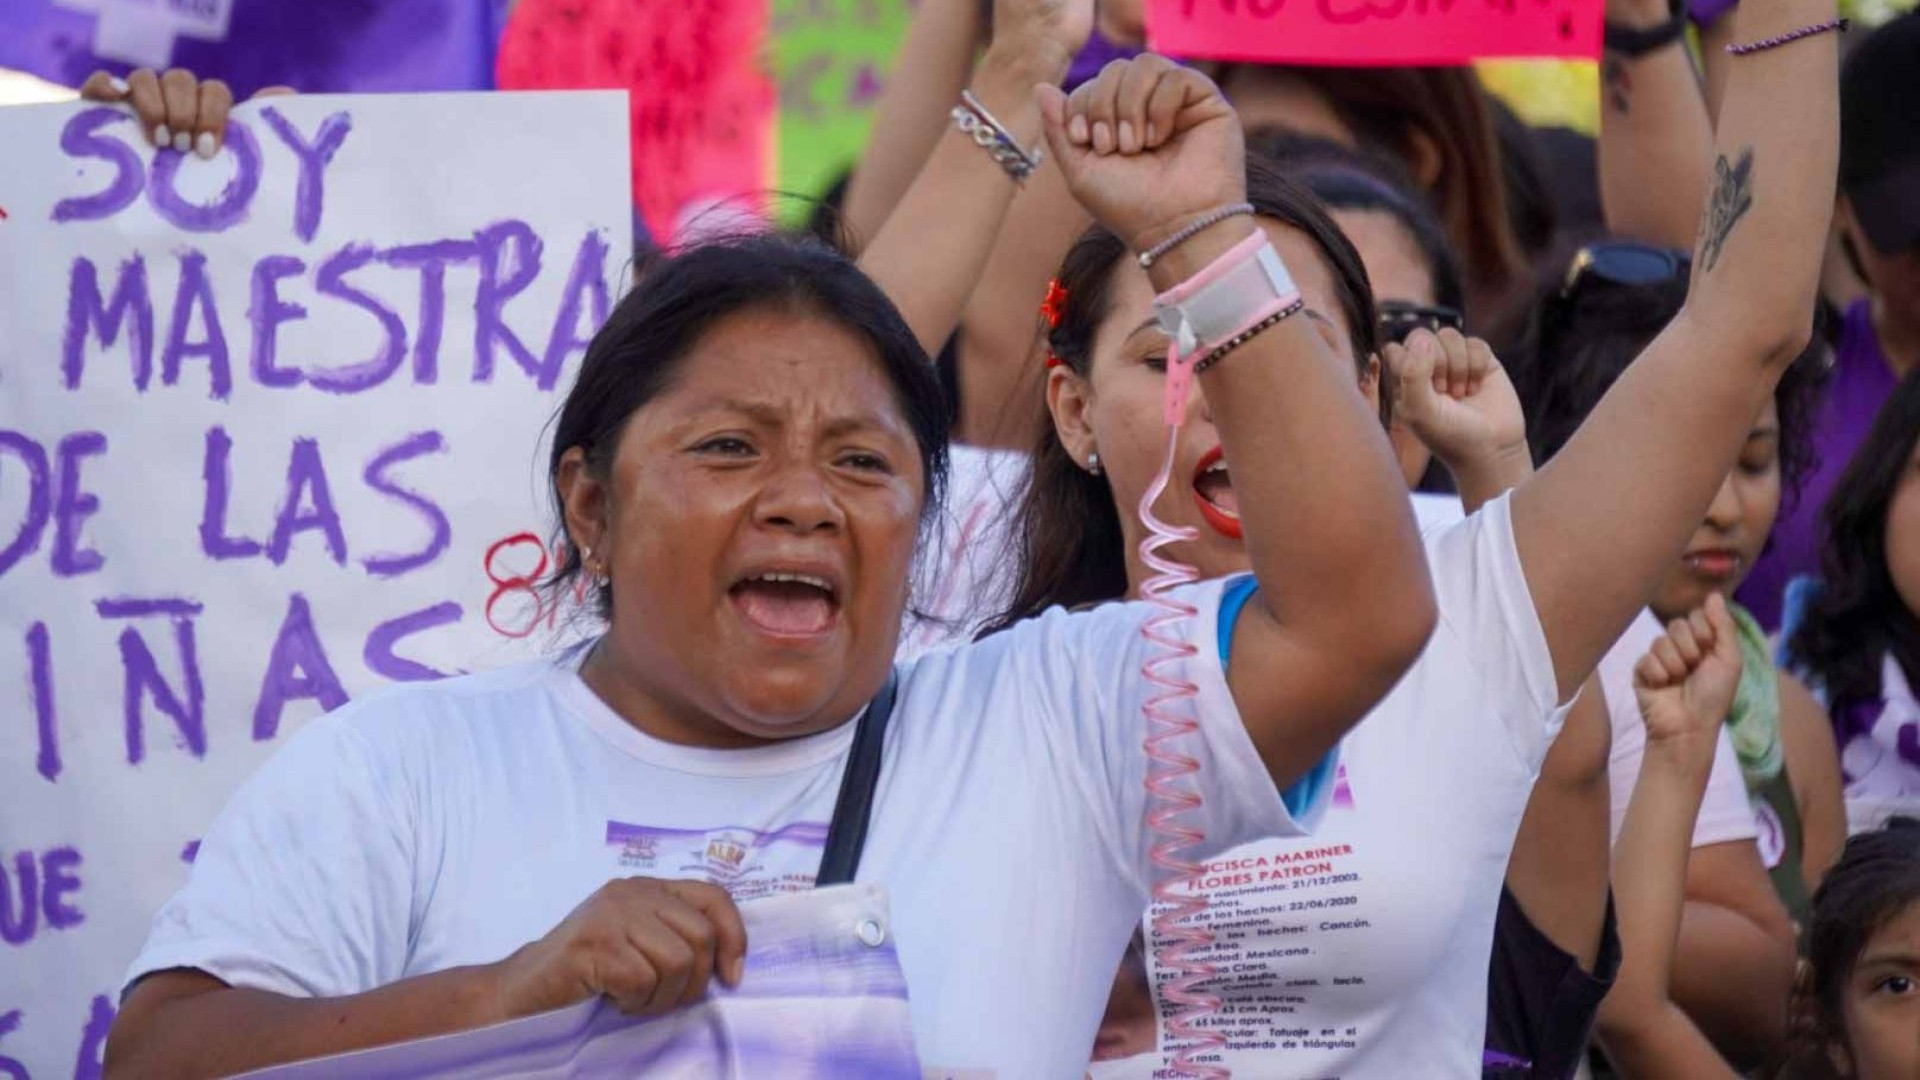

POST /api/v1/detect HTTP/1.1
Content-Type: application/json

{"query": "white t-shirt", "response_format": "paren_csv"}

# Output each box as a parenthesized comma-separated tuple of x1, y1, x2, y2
(899, 444, 1029, 660)
(1408, 490, 1468, 536)
(1129, 493, 1566, 1079)
(126, 579, 1321, 1080)
(1599, 610, 1758, 849)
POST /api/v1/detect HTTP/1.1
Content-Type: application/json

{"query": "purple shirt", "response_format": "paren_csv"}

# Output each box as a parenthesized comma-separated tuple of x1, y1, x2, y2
(0, 0, 510, 99)
(1739, 300, 1900, 629)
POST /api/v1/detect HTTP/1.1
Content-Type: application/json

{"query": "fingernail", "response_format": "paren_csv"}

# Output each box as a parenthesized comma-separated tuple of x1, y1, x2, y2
(195, 132, 216, 159)
(728, 957, 745, 986)
(154, 124, 170, 148)
(106, 75, 128, 95)
(1068, 114, 1089, 145)
(1117, 120, 1136, 152)
(1145, 122, 1159, 145)
(1093, 121, 1112, 153)
(172, 130, 190, 153)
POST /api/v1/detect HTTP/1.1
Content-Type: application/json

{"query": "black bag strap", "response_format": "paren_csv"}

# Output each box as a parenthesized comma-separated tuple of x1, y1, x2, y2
(816, 668, 898, 887)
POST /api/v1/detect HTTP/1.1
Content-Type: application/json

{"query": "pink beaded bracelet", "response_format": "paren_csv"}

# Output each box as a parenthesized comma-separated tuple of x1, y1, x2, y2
(1726, 16, 1848, 55)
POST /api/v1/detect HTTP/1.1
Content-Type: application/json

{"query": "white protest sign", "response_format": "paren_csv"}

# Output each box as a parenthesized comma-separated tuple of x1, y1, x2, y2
(0, 90, 630, 1077)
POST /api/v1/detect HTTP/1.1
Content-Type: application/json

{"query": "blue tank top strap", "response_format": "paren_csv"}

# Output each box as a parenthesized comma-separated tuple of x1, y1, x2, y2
(1216, 574, 1337, 818)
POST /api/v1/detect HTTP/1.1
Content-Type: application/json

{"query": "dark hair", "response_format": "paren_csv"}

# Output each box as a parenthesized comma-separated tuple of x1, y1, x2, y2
(803, 169, 857, 254)
(983, 156, 1380, 633)
(545, 232, 951, 618)
(792, 177, 965, 431)
(1514, 266, 1826, 509)
(1774, 817, 1920, 1080)
(1487, 98, 1562, 260)
(1786, 371, 1920, 722)
(1226, 65, 1525, 302)
(1255, 132, 1466, 316)
(1839, 11, 1920, 197)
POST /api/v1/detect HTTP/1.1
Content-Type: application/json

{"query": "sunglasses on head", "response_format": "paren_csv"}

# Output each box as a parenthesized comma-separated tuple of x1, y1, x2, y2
(1378, 301, 1465, 345)
(1560, 241, 1691, 300)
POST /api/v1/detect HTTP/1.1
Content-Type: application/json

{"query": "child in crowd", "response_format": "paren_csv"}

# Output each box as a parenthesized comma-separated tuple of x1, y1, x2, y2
(1772, 818, 1920, 1080)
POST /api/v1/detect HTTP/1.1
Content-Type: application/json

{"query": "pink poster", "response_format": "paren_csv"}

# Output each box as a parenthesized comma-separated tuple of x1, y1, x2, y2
(498, 0, 776, 243)
(1147, 0, 1604, 67)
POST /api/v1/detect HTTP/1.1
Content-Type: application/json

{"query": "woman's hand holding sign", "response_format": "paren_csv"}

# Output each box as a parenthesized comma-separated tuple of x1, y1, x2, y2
(489, 877, 750, 1017)
(79, 67, 292, 157)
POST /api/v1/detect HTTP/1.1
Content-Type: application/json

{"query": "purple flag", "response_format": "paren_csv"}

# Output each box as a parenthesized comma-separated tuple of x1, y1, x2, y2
(0, 0, 512, 98)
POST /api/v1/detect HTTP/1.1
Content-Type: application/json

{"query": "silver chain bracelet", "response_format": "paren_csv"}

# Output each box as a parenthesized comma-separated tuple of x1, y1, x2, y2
(952, 90, 1042, 184)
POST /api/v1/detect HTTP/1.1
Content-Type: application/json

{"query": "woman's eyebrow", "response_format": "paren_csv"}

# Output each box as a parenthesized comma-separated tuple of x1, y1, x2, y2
(683, 399, 900, 440)
(1856, 949, 1920, 971)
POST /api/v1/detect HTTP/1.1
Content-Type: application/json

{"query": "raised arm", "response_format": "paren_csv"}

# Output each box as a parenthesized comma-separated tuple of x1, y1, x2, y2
(1597, 0, 1717, 246)
(1511, 0, 1840, 700)
(1382, 328, 1533, 513)
(954, 157, 1092, 447)
(857, 0, 1089, 357)
(1041, 62, 1436, 784)
(1669, 878, 1795, 1064)
(838, 0, 989, 248)
(1596, 597, 1746, 1079)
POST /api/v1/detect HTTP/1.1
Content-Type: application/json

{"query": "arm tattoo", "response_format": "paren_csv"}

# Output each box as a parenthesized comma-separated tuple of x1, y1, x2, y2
(1601, 56, 1632, 114)
(1699, 149, 1755, 272)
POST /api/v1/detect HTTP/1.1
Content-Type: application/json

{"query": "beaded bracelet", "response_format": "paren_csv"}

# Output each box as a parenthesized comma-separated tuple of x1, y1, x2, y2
(1138, 203, 1256, 270)
(1192, 298, 1307, 376)
(1726, 16, 1847, 55)
(953, 91, 1043, 184)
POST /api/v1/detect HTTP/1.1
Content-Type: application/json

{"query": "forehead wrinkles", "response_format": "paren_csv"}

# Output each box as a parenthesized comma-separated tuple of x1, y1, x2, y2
(654, 325, 909, 437)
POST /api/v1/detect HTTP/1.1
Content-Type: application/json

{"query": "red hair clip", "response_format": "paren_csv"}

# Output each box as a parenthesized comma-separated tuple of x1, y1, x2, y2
(1041, 279, 1068, 368)
(1040, 279, 1068, 329)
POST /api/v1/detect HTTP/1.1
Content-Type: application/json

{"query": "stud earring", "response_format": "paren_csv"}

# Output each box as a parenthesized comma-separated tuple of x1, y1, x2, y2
(1087, 451, 1103, 476)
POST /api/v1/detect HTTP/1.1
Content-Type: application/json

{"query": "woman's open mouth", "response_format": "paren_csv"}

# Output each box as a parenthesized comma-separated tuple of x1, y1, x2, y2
(728, 570, 841, 639)
(1192, 445, 1242, 540)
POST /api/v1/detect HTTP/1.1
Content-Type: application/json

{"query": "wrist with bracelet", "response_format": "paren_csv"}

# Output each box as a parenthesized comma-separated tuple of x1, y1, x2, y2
(1604, 0, 1688, 57)
(1147, 223, 1304, 419)
(1137, 203, 1257, 270)
(951, 89, 1044, 184)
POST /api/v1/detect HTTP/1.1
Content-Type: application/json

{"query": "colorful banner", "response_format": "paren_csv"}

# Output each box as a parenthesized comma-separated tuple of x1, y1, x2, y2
(1148, 0, 1605, 66)
(0, 91, 628, 1078)
(497, 0, 777, 245)
(769, 0, 916, 226)
(498, 0, 916, 243)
